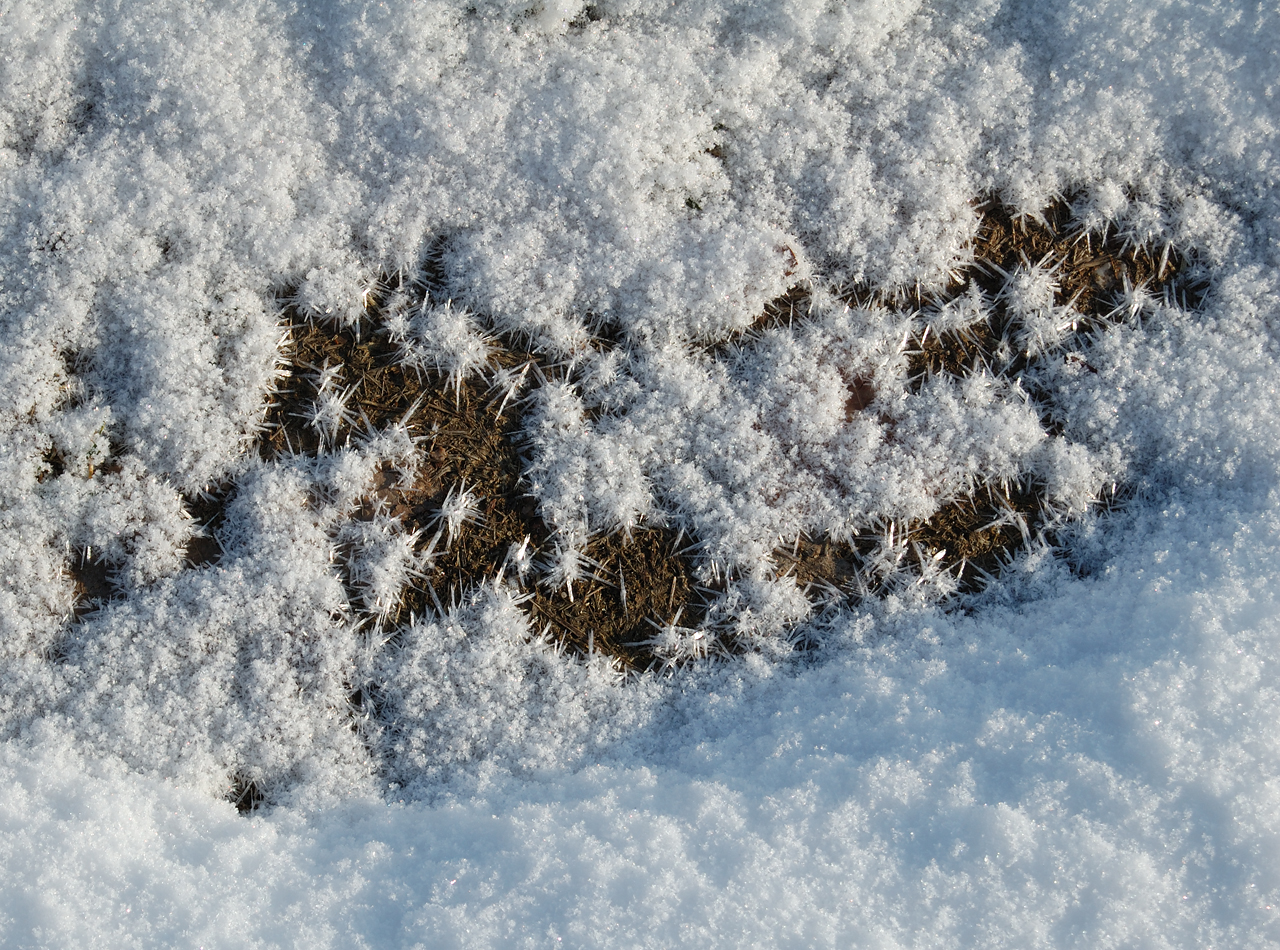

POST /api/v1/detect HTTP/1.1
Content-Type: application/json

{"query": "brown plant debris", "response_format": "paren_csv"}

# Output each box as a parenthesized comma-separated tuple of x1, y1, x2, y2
(228, 773, 265, 814)
(908, 196, 1201, 387)
(258, 289, 702, 670)
(67, 548, 115, 620)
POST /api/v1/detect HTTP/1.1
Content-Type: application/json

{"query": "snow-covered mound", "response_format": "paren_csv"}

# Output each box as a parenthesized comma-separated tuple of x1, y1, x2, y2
(2, 0, 1279, 946)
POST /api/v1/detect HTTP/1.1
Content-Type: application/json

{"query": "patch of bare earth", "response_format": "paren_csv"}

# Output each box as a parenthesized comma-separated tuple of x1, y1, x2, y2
(255, 287, 699, 671)
(773, 196, 1202, 598)
(142, 197, 1198, 684)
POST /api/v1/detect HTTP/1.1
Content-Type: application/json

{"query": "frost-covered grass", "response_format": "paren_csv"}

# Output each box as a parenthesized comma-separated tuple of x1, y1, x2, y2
(3, 0, 1280, 946)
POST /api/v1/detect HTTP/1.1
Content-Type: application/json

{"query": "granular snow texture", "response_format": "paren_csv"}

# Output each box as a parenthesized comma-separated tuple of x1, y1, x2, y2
(2, 0, 1280, 946)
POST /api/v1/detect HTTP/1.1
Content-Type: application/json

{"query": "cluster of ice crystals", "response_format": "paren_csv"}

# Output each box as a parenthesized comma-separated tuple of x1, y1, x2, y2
(999, 260, 1077, 358)
(390, 301, 494, 393)
(39, 457, 372, 805)
(537, 535, 596, 602)
(337, 514, 426, 624)
(55, 456, 194, 589)
(361, 417, 421, 480)
(638, 611, 717, 670)
(526, 379, 653, 545)
(433, 482, 483, 547)
(697, 572, 814, 653)
(291, 263, 378, 333)
(923, 284, 989, 338)
(527, 290, 1099, 609)
(44, 403, 112, 479)
(373, 583, 647, 792)
(303, 370, 359, 447)
(1, 2, 1280, 938)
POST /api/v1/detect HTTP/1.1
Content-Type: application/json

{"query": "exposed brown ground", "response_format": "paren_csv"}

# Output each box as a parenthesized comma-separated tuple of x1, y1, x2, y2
(774, 196, 1200, 597)
(909, 197, 1197, 384)
(255, 293, 697, 669)
(64, 196, 1200, 666)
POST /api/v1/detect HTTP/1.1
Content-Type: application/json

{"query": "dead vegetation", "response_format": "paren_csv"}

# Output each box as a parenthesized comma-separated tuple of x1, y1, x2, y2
(252, 285, 698, 670)
(228, 773, 266, 815)
(771, 196, 1201, 599)
(68, 196, 1199, 674)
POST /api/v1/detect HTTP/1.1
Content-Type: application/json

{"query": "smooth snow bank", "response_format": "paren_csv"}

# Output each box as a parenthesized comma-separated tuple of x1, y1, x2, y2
(3, 0, 1280, 945)
(5, 492, 1280, 948)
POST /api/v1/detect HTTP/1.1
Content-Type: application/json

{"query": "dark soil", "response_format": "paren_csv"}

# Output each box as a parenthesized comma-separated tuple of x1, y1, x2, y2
(67, 550, 115, 618)
(773, 481, 1043, 599)
(187, 196, 1197, 678)
(528, 527, 700, 667)
(184, 486, 230, 568)
(908, 197, 1201, 387)
(256, 287, 700, 670)
(771, 196, 1200, 601)
(908, 481, 1046, 588)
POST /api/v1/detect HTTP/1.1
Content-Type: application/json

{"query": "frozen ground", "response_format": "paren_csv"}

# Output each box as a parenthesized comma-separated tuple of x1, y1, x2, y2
(2, 0, 1279, 946)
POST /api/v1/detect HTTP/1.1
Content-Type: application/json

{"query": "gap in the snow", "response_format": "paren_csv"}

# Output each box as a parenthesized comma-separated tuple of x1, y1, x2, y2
(250, 281, 702, 672)
(148, 196, 1203, 686)
(754, 195, 1204, 599)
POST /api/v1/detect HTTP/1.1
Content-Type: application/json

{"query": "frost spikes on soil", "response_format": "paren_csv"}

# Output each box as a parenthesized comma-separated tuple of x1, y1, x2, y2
(757, 195, 1201, 596)
(62, 197, 1198, 681)
(253, 282, 700, 671)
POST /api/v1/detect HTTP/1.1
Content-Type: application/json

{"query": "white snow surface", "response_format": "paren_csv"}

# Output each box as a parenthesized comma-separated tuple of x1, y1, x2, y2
(3, 0, 1280, 946)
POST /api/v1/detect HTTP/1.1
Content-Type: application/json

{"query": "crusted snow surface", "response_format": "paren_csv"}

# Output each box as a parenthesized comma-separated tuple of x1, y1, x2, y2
(2, 0, 1280, 946)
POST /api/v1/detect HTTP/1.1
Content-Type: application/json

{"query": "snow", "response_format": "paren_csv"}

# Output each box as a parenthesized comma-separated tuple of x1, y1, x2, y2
(6, 500, 1280, 947)
(2, 0, 1280, 945)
